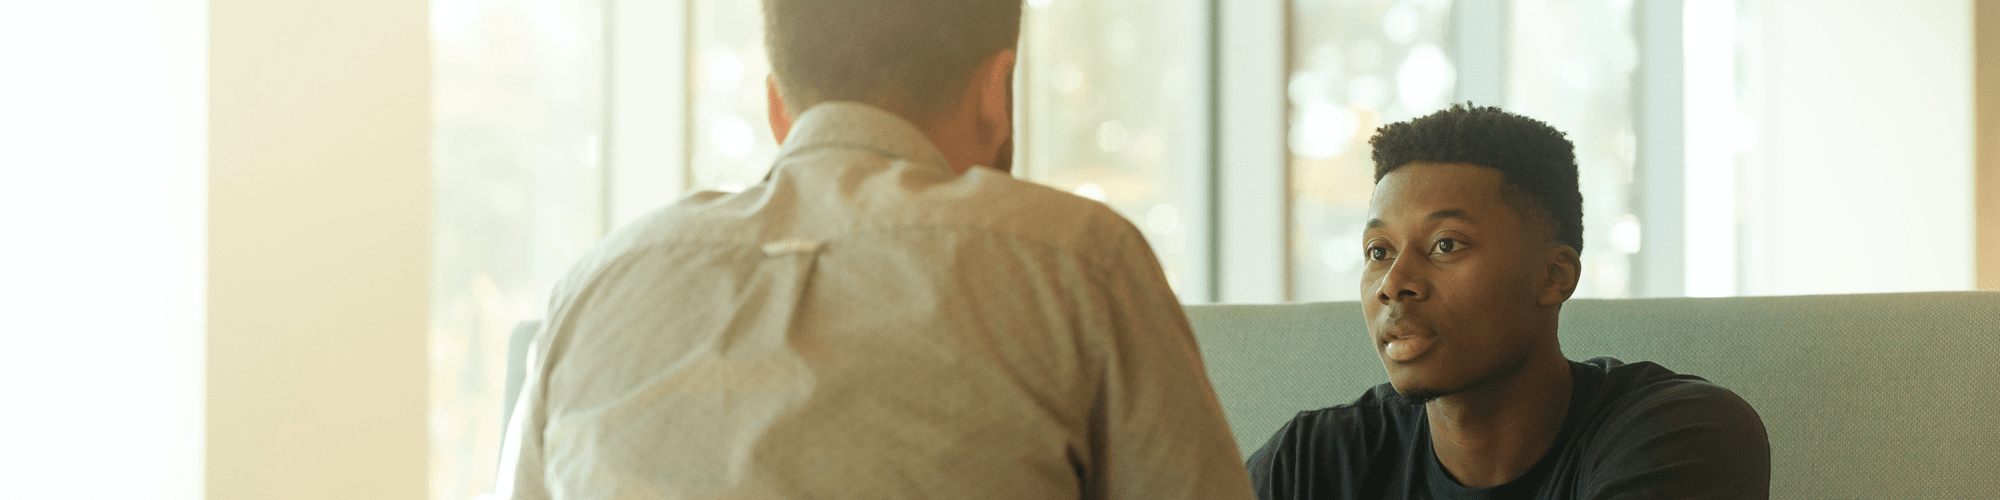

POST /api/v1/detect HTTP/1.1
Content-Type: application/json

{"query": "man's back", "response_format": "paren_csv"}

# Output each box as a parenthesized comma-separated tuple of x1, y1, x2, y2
(501, 103, 1252, 499)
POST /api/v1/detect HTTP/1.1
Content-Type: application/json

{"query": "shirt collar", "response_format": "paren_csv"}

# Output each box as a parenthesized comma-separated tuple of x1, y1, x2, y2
(775, 101, 952, 174)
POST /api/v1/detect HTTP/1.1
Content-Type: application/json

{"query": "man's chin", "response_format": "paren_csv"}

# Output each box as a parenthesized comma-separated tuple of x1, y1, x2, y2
(1388, 378, 1450, 406)
(1384, 368, 1445, 406)
(1393, 389, 1446, 407)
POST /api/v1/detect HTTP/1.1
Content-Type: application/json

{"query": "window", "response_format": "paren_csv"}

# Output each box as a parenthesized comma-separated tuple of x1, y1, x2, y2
(1287, 0, 1459, 302)
(687, 0, 778, 193)
(432, 1, 608, 499)
(1017, 0, 1212, 297)
(1502, 0, 1642, 299)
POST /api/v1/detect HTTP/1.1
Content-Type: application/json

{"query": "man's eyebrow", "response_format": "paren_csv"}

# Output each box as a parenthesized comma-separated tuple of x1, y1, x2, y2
(1427, 209, 1476, 224)
(1365, 209, 1476, 231)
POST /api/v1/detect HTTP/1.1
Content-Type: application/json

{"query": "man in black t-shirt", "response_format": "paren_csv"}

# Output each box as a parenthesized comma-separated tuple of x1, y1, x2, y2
(1246, 105, 1770, 499)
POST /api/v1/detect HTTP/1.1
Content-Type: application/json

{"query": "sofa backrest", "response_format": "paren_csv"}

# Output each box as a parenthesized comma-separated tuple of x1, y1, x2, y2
(1184, 291, 2000, 499)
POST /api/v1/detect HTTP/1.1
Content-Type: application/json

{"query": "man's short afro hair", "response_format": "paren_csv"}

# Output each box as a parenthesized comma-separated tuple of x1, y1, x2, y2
(1369, 103, 1584, 253)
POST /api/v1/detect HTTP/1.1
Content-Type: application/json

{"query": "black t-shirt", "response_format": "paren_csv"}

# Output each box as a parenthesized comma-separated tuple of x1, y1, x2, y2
(1245, 357, 1769, 500)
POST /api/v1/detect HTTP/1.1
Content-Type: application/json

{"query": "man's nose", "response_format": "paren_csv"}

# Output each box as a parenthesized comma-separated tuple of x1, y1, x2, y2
(1374, 256, 1429, 303)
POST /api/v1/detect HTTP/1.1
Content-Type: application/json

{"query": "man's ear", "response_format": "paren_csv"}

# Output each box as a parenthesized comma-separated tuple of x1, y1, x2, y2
(1539, 244, 1581, 307)
(767, 75, 793, 145)
(972, 49, 1015, 159)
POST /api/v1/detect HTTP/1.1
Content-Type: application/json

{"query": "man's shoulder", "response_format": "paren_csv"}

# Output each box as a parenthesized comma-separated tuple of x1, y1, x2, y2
(1288, 383, 1413, 433)
(1572, 357, 1769, 463)
(535, 188, 768, 300)
(1564, 358, 1773, 494)
(1247, 384, 1419, 499)
(1580, 357, 1761, 424)
(553, 169, 1149, 294)
(650, 167, 1144, 258)
(933, 167, 1150, 254)
(592, 187, 766, 251)
(1249, 385, 1416, 467)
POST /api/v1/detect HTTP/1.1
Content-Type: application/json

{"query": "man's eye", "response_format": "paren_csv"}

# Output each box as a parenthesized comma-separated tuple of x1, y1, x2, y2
(1365, 246, 1388, 261)
(1432, 238, 1462, 254)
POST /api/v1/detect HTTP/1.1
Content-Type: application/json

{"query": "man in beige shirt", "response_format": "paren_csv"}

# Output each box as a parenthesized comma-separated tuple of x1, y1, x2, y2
(496, 1, 1252, 498)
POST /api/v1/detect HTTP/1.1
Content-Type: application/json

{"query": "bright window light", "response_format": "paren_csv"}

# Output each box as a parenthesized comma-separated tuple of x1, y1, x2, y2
(0, 1, 206, 498)
(1682, 0, 1740, 297)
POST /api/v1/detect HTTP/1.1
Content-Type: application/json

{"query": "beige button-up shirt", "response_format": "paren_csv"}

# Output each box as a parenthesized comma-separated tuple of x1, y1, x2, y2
(500, 102, 1252, 499)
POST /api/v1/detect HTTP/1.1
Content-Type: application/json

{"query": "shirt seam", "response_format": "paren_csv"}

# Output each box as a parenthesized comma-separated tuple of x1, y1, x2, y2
(604, 221, 1126, 279)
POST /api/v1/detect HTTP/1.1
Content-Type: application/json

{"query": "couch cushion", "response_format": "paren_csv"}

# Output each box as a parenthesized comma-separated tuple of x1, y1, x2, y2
(1185, 291, 2000, 499)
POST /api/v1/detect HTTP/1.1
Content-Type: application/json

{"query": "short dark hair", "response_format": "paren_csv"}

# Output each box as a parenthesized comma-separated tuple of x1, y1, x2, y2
(763, 0, 1022, 124)
(1369, 103, 1584, 253)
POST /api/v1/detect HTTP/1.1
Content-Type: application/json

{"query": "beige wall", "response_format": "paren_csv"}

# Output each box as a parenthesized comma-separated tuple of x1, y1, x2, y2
(209, 1, 430, 498)
(1981, 0, 2000, 291)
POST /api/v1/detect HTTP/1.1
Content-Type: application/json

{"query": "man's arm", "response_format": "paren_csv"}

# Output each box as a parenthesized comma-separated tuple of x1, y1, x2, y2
(495, 322, 555, 500)
(1245, 405, 1392, 500)
(1081, 233, 1255, 500)
(1584, 382, 1771, 499)
(1245, 418, 1300, 500)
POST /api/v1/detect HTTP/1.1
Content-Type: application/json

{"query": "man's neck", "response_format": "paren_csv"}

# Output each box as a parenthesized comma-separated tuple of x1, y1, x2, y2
(1425, 354, 1574, 488)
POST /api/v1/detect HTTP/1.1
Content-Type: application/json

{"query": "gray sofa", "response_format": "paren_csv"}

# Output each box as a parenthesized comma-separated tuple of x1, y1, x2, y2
(1189, 292, 2000, 498)
(507, 291, 2000, 498)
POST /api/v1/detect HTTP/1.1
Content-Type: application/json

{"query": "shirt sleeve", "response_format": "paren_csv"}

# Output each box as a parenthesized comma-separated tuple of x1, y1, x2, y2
(1080, 230, 1256, 500)
(495, 321, 555, 500)
(1582, 381, 1772, 499)
(1245, 417, 1298, 500)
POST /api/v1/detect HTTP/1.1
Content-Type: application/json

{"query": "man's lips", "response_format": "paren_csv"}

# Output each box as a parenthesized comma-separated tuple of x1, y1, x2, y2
(1376, 323, 1436, 363)
(1384, 336, 1436, 362)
